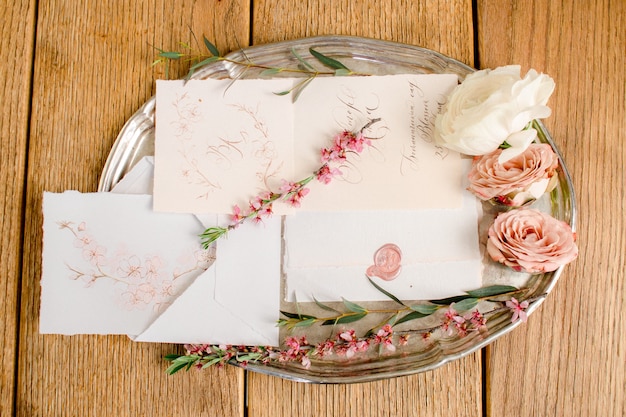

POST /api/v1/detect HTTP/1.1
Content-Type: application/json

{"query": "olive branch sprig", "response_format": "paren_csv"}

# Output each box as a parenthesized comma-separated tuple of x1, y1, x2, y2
(153, 35, 366, 99)
(165, 283, 541, 374)
(279, 278, 525, 335)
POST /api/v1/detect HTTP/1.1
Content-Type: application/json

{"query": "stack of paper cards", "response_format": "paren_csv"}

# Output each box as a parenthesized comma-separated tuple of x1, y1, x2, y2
(40, 73, 484, 346)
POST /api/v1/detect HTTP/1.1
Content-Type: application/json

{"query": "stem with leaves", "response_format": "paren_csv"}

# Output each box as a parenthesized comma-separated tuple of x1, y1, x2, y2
(279, 279, 525, 334)
(153, 35, 365, 90)
(200, 118, 380, 249)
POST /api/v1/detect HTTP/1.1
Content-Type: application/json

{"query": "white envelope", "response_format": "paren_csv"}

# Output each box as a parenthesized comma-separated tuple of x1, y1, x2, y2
(134, 216, 281, 346)
(283, 190, 483, 302)
(40, 191, 281, 346)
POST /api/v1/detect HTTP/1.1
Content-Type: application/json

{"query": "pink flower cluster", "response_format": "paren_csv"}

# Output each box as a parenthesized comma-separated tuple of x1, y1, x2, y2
(441, 307, 487, 337)
(227, 130, 373, 229)
(321, 130, 371, 163)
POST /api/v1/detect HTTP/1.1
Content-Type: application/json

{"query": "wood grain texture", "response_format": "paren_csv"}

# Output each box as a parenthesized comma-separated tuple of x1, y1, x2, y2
(477, 1, 625, 416)
(0, 1, 37, 416)
(247, 2, 482, 416)
(252, 0, 475, 66)
(248, 355, 482, 417)
(17, 1, 249, 416)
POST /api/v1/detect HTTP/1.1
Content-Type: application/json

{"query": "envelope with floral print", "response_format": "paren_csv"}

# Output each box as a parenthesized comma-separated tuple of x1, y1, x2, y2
(40, 191, 281, 346)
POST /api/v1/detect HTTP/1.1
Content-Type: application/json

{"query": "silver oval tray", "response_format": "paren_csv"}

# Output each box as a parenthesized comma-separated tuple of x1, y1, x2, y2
(100, 35, 576, 383)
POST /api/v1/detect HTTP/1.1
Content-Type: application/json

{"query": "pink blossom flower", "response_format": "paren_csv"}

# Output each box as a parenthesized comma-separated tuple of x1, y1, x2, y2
(487, 208, 578, 273)
(316, 165, 342, 184)
(506, 297, 529, 323)
(231, 204, 244, 224)
(82, 244, 107, 266)
(315, 340, 336, 357)
(280, 180, 310, 208)
(118, 256, 143, 278)
(467, 310, 487, 329)
(468, 143, 559, 207)
(441, 307, 459, 335)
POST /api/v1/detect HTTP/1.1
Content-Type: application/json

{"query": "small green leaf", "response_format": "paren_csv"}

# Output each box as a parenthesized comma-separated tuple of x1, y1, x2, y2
(203, 36, 220, 56)
(429, 294, 471, 305)
(342, 298, 366, 313)
(279, 310, 316, 320)
(290, 76, 315, 102)
(201, 357, 223, 368)
(159, 51, 184, 60)
(164, 354, 182, 361)
(291, 47, 316, 71)
(367, 277, 405, 306)
(313, 296, 340, 313)
(260, 68, 282, 76)
(453, 297, 479, 312)
(273, 90, 291, 96)
(309, 48, 349, 70)
(189, 56, 220, 70)
(394, 310, 429, 326)
(466, 285, 518, 298)
(165, 355, 199, 375)
(322, 312, 367, 325)
(294, 318, 317, 328)
(409, 304, 439, 315)
(200, 227, 227, 248)
(334, 68, 352, 76)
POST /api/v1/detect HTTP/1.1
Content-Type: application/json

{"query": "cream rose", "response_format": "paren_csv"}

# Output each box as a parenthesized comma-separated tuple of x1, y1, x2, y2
(468, 143, 559, 207)
(435, 65, 555, 163)
(487, 208, 578, 273)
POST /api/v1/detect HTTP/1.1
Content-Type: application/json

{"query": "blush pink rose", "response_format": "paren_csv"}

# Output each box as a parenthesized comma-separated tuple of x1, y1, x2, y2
(487, 208, 578, 273)
(468, 143, 559, 207)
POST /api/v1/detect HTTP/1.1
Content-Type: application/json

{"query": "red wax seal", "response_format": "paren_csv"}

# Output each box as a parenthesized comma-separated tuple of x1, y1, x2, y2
(366, 243, 402, 281)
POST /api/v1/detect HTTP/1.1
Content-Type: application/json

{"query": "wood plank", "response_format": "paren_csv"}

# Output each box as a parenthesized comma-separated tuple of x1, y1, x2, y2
(17, 1, 249, 415)
(477, 1, 625, 416)
(248, 355, 482, 417)
(251, 0, 474, 66)
(0, 1, 37, 416)
(248, 1, 481, 416)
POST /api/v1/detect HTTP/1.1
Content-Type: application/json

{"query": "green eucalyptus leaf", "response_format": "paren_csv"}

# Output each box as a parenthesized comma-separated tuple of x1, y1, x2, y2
(342, 298, 366, 313)
(279, 310, 316, 320)
(394, 310, 428, 326)
(203, 36, 220, 56)
(453, 297, 479, 312)
(273, 90, 291, 96)
(466, 285, 518, 298)
(334, 68, 352, 76)
(309, 48, 349, 70)
(313, 296, 340, 313)
(429, 294, 471, 305)
(201, 357, 223, 368)
(322, 312, 367, 325)
(159, 51, 183, 60)
(409, 304, 439, 315)
(190, 56, 220, 70)
(367, 277, 405, 306)
(260, 68, 282, 76)
(291, 47, 316, 71)
(290, 76, 315, 102)
(294, 318, 317, 328)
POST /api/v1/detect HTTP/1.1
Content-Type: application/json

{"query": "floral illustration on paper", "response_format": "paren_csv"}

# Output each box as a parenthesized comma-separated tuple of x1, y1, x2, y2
(170, 92, 286, 201)
(58, 220, 216, 311)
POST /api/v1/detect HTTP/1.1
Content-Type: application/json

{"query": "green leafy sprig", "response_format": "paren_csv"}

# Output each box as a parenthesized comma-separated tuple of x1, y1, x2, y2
(279, 278, 522, 333)
(153, 36, 364, 99)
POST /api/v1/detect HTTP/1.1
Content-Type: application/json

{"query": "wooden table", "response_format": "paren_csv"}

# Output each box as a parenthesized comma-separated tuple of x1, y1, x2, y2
(2, 1, 623, 415)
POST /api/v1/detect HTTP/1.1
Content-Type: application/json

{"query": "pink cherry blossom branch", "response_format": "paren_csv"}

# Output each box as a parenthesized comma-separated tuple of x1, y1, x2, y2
(200, 118, 381, 248)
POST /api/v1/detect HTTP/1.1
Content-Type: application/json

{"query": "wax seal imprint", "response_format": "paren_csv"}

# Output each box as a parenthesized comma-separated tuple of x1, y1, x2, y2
(366, 243, 402, 281)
